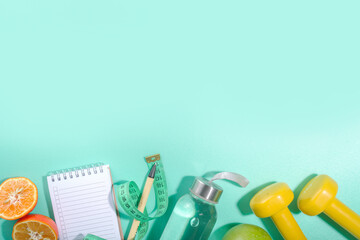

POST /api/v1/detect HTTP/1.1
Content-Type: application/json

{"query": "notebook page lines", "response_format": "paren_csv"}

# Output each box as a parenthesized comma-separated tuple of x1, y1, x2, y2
(53, 180, 117, 239)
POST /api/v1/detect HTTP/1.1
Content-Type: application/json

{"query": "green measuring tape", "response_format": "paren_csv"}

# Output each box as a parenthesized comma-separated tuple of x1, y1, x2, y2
(115, 154, 168, 240)
(83, 234, 106, 240)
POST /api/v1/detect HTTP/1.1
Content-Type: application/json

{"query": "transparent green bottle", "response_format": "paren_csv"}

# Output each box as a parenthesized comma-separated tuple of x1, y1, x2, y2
(160, 172, 248, 240)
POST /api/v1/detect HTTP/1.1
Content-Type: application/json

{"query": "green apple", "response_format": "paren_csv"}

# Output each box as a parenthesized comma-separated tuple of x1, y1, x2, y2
(222, 224, 272, 240)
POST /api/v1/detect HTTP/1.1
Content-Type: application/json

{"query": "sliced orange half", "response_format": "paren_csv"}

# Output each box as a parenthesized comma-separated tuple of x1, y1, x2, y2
(0, 177, 38, 220)
(13, 214, 59, 240)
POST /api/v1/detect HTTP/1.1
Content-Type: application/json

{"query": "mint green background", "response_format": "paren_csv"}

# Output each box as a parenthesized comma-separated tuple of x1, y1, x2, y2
(1, 0, 360, 239)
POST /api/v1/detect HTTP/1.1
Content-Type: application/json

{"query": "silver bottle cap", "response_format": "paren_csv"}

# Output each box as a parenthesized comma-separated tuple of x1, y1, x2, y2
(190, 177, 223, 204)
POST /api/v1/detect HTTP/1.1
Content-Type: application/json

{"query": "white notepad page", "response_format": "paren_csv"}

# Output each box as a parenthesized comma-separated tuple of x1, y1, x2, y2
(47, 165, 123, 240)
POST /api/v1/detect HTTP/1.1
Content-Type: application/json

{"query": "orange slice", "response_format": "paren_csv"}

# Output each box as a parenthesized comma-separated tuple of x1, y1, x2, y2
(13, 214, 59, 240)
(0, 177, 38, 220)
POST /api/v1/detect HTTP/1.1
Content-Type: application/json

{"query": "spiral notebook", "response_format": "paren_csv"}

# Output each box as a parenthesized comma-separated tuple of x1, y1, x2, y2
(47, 164, 123, 240)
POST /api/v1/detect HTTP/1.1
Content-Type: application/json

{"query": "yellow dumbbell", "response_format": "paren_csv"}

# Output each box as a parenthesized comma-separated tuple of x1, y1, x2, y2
(298, 174, 360, 239)
(250, 182, 307, 240)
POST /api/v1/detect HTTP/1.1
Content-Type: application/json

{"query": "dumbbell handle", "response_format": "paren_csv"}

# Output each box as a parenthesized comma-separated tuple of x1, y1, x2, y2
(271, 208, 307, 240)
(325, 198, 360, 239)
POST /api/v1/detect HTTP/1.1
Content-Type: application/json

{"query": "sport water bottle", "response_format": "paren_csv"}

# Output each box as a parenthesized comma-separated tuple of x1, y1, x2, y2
(160, 172, 249, 240)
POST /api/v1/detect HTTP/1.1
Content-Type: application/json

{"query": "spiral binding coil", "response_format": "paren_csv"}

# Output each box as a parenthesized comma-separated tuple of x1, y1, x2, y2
(50, 163, 104, 182)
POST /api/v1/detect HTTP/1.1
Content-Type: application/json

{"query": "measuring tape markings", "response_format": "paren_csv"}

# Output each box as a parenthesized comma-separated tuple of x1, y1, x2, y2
(115, 155, 168, 240)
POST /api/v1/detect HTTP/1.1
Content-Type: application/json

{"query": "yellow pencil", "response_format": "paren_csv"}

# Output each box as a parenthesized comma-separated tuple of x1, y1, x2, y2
(127, 163, 157, 240)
